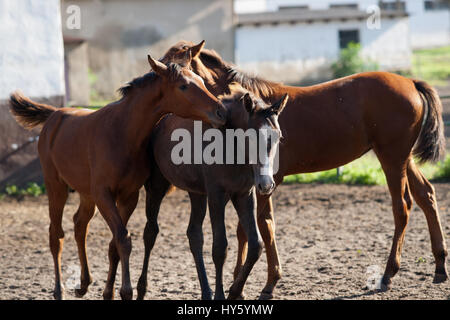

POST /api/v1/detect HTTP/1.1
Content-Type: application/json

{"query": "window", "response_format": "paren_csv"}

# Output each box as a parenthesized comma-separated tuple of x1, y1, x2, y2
(330, 4, 358, 9)
(339, 30, 360, 49)
(379, 1, 406, 11)
(424, 0, 450, 11)
(279, 5, 309, 10)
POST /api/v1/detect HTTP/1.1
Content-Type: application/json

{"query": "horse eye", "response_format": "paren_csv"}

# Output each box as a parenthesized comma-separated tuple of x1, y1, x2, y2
(179, 84, 188, 91)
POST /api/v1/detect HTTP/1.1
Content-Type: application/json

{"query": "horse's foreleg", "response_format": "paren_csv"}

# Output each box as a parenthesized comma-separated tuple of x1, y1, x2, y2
(137, 177, 171, 300)
(228, 191, 263, 300)
(187, 192, 212, 300)
(407, 160, 448, 282)
(207, 190, 228, 300)
(233, 222, 248, 283)
(256, 196, 282, 300)
(73, 195, 95, 297)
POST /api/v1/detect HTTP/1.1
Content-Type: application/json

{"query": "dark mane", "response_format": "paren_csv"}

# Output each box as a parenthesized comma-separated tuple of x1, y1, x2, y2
(118, 63, 183, 98)
(199, 49, 280, 99)
(220, 82, 270, 113)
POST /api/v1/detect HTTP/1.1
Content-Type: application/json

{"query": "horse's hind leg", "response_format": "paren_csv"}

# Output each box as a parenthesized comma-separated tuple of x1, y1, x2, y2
(187, 192, 212, 300)
(72, 195, 95, 297)
(228, 191, 263, 300)
(375, 153, 412, 291)
(102, 191, 139, 300)
(45, 176, 69, 300)
(407, 160, 448, 282)
(137, 175, 171, 300)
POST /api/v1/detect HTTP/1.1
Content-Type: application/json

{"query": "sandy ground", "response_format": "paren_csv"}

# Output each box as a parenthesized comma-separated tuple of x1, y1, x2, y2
(1, 183, 449, 300)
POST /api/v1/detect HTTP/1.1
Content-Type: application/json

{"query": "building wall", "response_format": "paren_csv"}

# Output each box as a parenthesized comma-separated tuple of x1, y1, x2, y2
(235, 0, 450, 49)
(0, 0, 64, 186)
(0, 0, 65, 100)
(62, 0, 234, 100)
(65, 41, 90, 106)
(405, 0, 450, 49)
(235, 17, 411, 83)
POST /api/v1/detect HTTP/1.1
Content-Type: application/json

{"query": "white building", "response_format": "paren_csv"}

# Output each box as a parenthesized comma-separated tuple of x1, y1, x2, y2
(235, 0, 450, 49)
(235, 7, 411, 83)
(0, 0, 65, 186)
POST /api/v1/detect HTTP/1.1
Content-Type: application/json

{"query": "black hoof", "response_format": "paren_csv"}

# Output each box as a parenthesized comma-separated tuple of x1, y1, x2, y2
(259, 291, 273, 300)
(433, 272, 448, 284)
(74, 287, 88, 298)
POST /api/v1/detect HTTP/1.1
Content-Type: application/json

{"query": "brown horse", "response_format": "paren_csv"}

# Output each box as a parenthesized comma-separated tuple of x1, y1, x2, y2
(136, 83, 288, 300)
(160, 41, 448, 299)
(9, 52, 227, 300)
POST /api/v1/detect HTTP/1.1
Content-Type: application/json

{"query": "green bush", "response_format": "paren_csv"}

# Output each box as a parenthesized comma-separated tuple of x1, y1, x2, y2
(2, 183, 46, 198)
(433, 156, 450, 181)
(331, 42, 379, 78)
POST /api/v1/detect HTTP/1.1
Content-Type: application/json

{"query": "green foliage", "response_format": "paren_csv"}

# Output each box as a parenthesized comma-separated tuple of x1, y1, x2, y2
(432, 156, 450, 181)
(412, 45, 450, 86)
(283, 154, 386, 186)
(283, 153, 450, 186)
(2, 183, 46, 198)
(331, 42, 379, 78)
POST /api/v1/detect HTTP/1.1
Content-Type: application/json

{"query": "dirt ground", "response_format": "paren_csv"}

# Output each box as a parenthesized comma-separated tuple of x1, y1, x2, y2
(1, 183, 449, 300)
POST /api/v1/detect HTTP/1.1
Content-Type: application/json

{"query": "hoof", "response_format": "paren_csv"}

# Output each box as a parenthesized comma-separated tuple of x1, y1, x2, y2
(74, 287, 88, 298)
(53, 290, 64, 300)
(136, 292, 145, 300)
(235, 293, 246, 300)
(120, 287, 133, 300)
(259, 291, 273, 300)
(201, 291, 213, 300)
(103, 290, 114, 300)
(379, 280, 391, 292)
(433, 272, 448, 284)
(136, 279, 147, 300)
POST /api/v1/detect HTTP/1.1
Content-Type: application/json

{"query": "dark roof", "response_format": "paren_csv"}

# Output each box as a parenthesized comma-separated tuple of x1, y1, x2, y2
(236, 8, 408, 26)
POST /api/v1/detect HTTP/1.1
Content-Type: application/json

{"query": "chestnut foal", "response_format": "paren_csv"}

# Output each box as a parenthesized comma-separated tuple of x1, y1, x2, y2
(10, 53, 226, 300)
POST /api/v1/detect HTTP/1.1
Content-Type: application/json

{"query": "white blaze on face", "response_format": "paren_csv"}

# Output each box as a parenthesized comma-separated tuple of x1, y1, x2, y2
(186, 69, 205, 87)
(258, 124, 280, 176)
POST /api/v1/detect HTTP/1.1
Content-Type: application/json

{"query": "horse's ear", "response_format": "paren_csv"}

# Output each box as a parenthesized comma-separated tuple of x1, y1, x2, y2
(190, 40, 205, 59)
(271, 94, 289, 115)
(183, 48, 193, 65)
(242, 93, 254, 113)
(148, 54, 168, 77)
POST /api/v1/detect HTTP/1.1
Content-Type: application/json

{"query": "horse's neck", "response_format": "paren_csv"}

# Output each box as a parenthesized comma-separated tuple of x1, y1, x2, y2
(118, 87, 165, 151)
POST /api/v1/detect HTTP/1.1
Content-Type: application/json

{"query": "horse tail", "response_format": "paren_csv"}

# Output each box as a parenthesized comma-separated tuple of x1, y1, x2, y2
(9, 92, 57, 130)
(412, 80, 446, 164)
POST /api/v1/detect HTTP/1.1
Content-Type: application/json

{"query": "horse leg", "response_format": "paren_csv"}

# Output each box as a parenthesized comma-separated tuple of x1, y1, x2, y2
(102, 191, 139, 300)
(207, 190, 228, 300)
(137, 176, 171, 300)
(72, 195, 95, 297)
(376, 156, 412, 291)
(228, 191, 263, 300)
(45, 177, 69, 300)
(94, 188, 134, 300)
(407, 160, 448, 282)
(233, 222, 247, 286)
(256, 196, 282, 300)
(186, 192, 212, 300)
